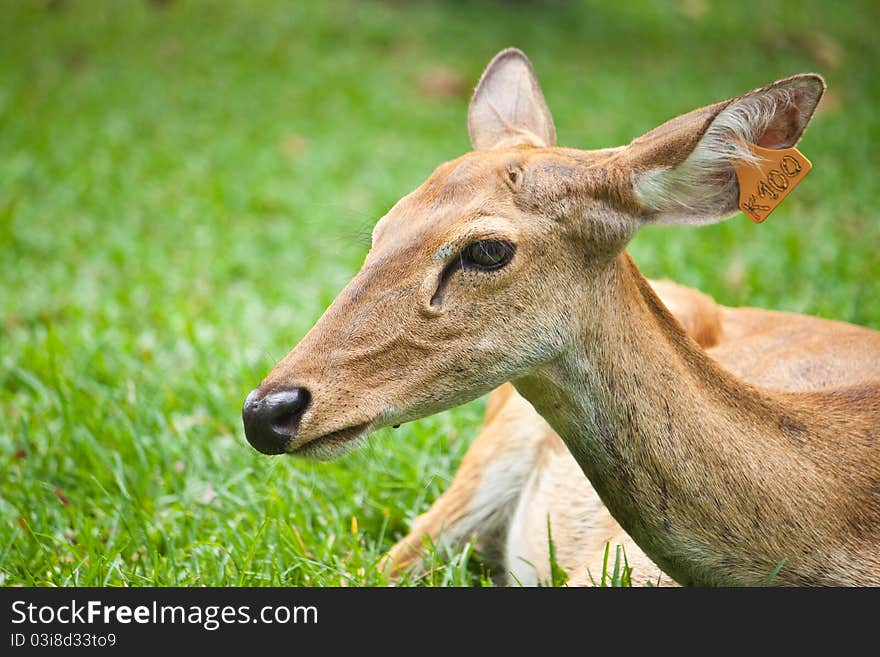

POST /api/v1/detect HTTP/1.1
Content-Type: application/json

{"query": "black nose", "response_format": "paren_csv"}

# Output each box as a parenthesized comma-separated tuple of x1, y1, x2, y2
(242, 387, 312, 455)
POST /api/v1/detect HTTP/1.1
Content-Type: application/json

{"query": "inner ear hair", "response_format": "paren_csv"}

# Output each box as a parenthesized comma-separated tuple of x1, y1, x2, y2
(705, 77, 824, 162)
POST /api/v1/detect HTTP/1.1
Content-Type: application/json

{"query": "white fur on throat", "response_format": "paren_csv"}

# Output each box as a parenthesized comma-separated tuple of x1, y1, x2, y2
(634, 85, 805, 226)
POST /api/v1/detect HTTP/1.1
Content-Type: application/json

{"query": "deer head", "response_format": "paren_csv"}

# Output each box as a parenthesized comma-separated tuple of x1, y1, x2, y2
(242, 49, 823, 459)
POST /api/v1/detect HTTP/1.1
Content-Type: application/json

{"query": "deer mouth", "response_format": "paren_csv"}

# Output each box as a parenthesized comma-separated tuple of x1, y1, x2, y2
(289, 421, 373, 459)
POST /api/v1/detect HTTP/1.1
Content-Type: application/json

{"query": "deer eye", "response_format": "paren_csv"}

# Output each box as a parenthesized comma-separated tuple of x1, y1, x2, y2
(460, 240, 516, 271)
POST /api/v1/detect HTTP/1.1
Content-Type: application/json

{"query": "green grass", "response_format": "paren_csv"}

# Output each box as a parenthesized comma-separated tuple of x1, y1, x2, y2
(2, 0, 878, 586)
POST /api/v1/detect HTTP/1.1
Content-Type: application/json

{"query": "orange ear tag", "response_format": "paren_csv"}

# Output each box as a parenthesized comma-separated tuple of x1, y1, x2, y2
(733, 142, 812, 223)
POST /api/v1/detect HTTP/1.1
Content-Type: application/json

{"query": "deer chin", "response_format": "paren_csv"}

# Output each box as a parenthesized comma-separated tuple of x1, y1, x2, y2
(287, 421, 375, 461)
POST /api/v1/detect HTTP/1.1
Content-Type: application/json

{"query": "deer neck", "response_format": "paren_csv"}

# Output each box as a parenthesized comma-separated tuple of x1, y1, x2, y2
(512, 253, 836, 586)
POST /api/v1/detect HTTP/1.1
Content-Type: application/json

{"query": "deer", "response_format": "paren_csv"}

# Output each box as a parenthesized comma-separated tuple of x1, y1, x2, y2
(242, 49, 880, 586)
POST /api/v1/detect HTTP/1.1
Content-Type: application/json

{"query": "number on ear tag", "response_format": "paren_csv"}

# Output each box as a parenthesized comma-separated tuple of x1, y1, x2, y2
(733, 142, 812, 223)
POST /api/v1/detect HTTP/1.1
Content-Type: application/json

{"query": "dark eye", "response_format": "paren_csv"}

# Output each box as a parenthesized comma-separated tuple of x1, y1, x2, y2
(460, 240, 516, 271)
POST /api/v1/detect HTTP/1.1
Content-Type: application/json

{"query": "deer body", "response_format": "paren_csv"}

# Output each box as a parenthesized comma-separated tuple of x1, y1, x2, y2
(517, 256, 880, 585)
(386, 281, 880, 586)
(243, 49, 880, 585)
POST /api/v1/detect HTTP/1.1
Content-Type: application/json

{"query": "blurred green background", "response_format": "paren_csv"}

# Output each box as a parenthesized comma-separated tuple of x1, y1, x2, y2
(2, 0, 878, 586)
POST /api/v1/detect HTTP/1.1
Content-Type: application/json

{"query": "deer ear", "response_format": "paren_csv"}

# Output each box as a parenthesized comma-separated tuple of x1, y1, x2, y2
(626, 74, 825, 226)
(468, 48, 557, 150)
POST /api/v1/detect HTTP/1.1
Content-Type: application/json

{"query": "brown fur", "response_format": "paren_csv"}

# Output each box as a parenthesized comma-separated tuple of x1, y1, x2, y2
(248, 50, 879, 585)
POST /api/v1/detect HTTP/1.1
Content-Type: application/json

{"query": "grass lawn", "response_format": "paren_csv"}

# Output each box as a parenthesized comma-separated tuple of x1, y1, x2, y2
(2, 0, 878, 586)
